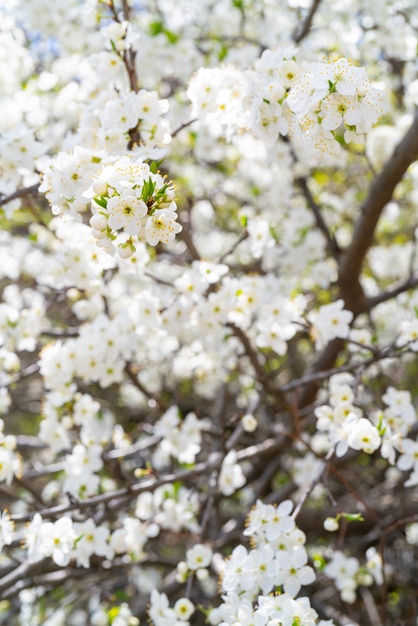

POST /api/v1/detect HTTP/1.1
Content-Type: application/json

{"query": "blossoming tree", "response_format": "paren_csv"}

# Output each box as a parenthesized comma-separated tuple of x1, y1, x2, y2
(0, 0, 418, 624)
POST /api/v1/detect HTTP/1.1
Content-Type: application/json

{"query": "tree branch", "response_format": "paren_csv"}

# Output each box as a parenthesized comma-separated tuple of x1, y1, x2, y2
(0, 184, 40, 207)
(298, 113, 418, 411)
(295, 176, 341, 259)
(366, 272, 418, 310)
(339, 111, 418, 316)
(293, 0, 322, 43)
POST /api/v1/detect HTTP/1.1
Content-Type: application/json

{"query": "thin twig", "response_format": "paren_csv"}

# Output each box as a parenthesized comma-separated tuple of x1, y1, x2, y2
(171, 118, 197, 138)
(0, 184, 40, 207)
(177, 213, 200, 260)
(226, 323, 282, 399)
(366, 272, 418, 310)
(295, 176, 341, 259)
(218, 229, 249, 264)
(293, 0, 322, 43)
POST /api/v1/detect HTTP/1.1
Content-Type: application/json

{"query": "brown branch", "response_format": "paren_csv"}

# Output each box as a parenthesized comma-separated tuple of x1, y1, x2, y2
(292, 449, 334, 520)
(297, 338, 345, 411)
(366, 272, 418, 310)
(359, 588, 384, 626)
(295, 176, 341, 259)
(124, 363, 163, 409)
(171, 118, 197, 138)
(278, 343, 411, 393)
(298, 113, 418, 411)
(339, 111, 418, 316)
(121, 0, 131, 21)
(10, 457, 220, 524)
(11, 438, 283, 526)
(293, 0, 322, 43)
(226, 323, 283, 399)
(328, 463, 381, 526)
(0, 184, 40, 207)
(106, 0, 120, 21)
(218, 229, 249, 264)
(177, 213, 200, 260)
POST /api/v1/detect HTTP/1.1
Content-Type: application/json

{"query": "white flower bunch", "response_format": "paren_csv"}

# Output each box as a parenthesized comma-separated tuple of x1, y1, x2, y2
(323, 549, 377, 604)
(87, 156, 181, 258)
(314, 375, 382, 458)
(215, 591, 332, 626)
(188, 52, 383, 157)
(153, 405, 204, 466)
(149, 590, 195, 626)
(136, 484, 200, 534)
(220, 499, 315, 600)
(40, 147, 105, 218)
(0, 510, 14, 550)
(287, 57, 384, 151)
(0, 418, 21, 484)
(176, 543, 213, 582)
(308, 299, 353, 350)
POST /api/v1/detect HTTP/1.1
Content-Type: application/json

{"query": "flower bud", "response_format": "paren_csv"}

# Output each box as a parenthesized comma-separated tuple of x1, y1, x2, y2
(242, 413, 257, 432)
(92, 179, 108, 196)
(324, 517, 339, 532)
(90, 213, 108, 231)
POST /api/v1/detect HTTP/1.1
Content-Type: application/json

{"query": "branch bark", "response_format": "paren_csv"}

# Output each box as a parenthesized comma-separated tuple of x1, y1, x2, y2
(0, 184, 40, 207)
(293, 0, 322, 43)
(298, 112, 418, 411)
(339, 111, 418, 316)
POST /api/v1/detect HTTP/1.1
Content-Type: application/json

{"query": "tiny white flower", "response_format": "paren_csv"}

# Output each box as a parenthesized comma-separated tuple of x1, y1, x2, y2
(324, 517, 339, 532)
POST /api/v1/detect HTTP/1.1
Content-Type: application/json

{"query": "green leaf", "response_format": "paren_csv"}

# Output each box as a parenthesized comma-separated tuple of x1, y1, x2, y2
(218, 44, 229, 62)
(141, 179, 149, 202)
(150, 159, 164, 174)
(156, 183, 168, 197)
(328, 80, 337, 93)
(93, 196, 107, 209)
(376, 413, 386, 436)
(164, 29, 179, 44)
(341, 512, 365, 522)
(149, 21, 164, 36)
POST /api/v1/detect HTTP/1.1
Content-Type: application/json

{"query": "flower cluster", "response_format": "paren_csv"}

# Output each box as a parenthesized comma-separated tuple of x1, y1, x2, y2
(218, 450, 247, 496)
(153, 405, 205, 466)
(0, 418, 21, 484)
(188, 52, 383, 157)
(288, 57, 384, 152)
(215, 591, 331, 626)
(221, 499, 315, 599)
(176, 543, 213, 583)
(97, 88, 170, 149)
(39, 311, 136, 391)
(136, 484, 200, 534)
(0, 285, 46, 353)
(63, 443, 104, 499)
(314, 375, 381, 458)
(208, 500, 331, 626)
(149, 590, 195, 626)
(323, 549, 380, 604)
(308, 299, 353, 351)
(2, 0, 418, 623)
(92, 602, 139, 626)
(87, 156, 181, 257)
(0, 510, 14, 550)
(0, 125, 45, 213)
(25, 512, 154, 569)
(39, 147, 105, 218)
